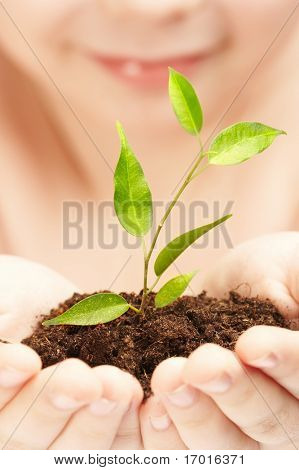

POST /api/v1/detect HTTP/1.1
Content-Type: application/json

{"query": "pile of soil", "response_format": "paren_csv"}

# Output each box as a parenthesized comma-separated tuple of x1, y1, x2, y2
(23, 291, 289, 397)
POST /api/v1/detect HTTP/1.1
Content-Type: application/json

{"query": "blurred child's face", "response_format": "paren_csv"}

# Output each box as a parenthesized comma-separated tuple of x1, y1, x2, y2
(0, 0, 296, 130)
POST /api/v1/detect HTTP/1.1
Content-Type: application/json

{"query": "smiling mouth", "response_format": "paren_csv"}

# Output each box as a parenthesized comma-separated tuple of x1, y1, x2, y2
(89, 52, 208, 88)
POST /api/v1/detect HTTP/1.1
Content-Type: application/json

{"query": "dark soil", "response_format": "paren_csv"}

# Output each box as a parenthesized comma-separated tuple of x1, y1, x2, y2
(23, 291, 290, 397)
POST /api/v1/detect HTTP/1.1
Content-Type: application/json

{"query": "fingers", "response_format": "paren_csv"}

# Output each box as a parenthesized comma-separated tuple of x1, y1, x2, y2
(140, 395, 187, 450)
(51, 366, 143, 450)
(0, 343, 41, 409)
(236, 326, 299, 398)
(151, 357, 256, 450)
(111, 407, 143, 450)
(0, 358, 103, 450)
(183, 344, 299, 448)
(0, 255, 77, 341)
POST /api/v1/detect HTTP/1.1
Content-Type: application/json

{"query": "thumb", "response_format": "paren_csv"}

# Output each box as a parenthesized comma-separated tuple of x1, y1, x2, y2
(0, 256, 78, 342)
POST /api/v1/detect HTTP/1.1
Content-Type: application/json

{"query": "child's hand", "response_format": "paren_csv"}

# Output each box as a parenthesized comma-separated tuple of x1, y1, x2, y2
(199, 231, 299, 321)
(0, 255, 76, 342)
(0, 342, 143, 449)
(0, 256, 143, 449)
(140, 232, 299, 450)
(141, 328, 299, 450)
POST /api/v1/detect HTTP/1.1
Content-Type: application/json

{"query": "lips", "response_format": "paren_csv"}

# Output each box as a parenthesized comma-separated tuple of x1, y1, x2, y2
(90, 53, 205, 88)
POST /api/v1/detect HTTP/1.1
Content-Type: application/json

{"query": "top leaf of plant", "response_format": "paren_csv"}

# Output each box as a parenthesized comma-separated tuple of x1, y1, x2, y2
(114, 122, 153, 237)
(169, 68, 203, 136)
(42, 293, 130, 326)
(209, 122, 286, 166)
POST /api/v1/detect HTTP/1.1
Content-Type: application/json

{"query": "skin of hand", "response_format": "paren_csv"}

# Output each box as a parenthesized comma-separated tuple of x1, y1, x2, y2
(199, 231, 299, 322)
(140, 232, 299, 449)
(0, 256, 143, 450)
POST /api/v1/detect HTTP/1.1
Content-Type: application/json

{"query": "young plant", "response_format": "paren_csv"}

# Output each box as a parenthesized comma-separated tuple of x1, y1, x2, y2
(43, 68, 286, 327)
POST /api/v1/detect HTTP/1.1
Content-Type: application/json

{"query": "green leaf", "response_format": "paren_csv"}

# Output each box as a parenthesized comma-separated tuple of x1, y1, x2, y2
(42, 293, 130, 326)
(155, 271, 197, 308)
(114, 122, 153, 236)
(154, 214, 232, 276)
(169, 68, 203, 136)
(209, 122, 286, 166)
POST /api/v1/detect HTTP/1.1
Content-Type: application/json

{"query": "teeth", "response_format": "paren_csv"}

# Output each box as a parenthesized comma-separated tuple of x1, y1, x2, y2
(120, 60, 143, 77)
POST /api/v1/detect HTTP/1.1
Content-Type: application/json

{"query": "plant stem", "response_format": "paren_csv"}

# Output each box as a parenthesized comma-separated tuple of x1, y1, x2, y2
(189, 162, 210, 181)
(140, 238, 149, 313)
(142, 237, 147, 259)
(129, 304, 141, 314)
(147, 153, 204, 260)
(148, 275, 162, 294)
(139, 147, 209, 312)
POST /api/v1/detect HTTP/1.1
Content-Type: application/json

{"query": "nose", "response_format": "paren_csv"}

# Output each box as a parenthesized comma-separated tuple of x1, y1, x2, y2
(102, 0, 206, 19)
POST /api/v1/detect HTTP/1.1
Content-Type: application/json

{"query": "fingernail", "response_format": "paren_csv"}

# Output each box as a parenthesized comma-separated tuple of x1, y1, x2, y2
(247, 353, 278, 369)
(51, 394, 85, 410)
(167, 384, 197, 408)
(150, 413, 171, 431)
(0, 367, 29, 388)
(196, 373, 232, 393)
(89, 398, 117, 416)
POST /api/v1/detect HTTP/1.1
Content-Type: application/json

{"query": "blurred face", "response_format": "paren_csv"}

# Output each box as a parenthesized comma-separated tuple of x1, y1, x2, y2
(0, 0, 296, 132)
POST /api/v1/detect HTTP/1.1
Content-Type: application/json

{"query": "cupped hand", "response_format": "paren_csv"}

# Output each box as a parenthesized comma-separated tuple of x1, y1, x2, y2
(0, 256, 143, 449)
(140, 232, 299, 450)
(199, 231, 299, 321)
(141, 332, 299, 450)
(0, 255, 76, 342)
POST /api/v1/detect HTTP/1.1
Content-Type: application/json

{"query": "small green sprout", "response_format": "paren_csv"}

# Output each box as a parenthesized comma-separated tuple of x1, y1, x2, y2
(43, 68, 286, 327)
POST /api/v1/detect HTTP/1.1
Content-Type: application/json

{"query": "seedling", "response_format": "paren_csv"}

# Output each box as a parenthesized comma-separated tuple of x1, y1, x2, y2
(43, 68, 286, 327)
